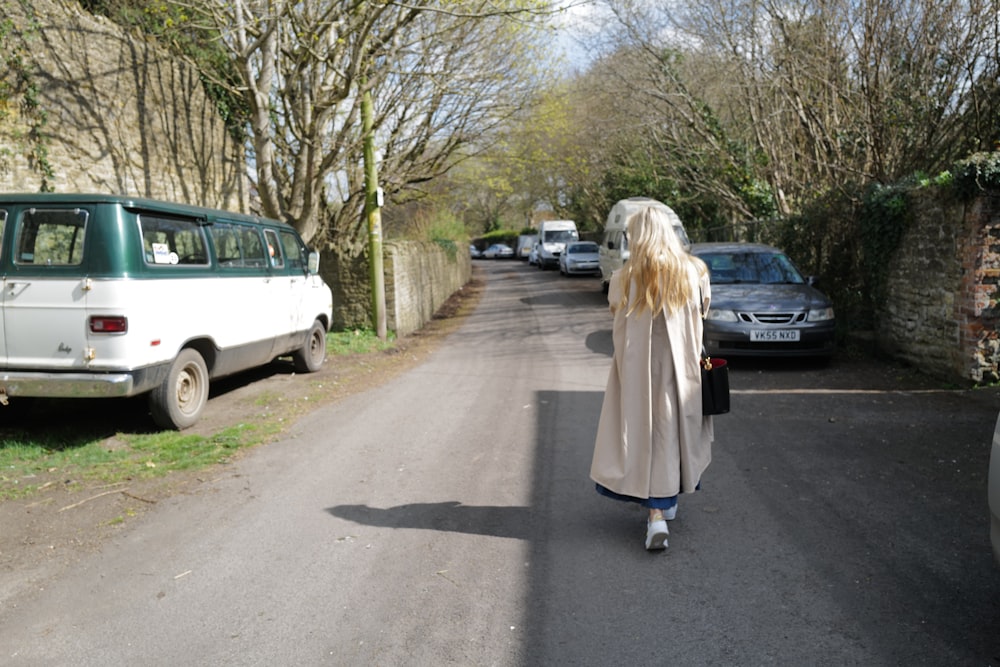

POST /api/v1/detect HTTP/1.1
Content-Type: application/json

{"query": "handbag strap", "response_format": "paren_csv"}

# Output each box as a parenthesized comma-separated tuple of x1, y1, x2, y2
(699, 285, 708, 360)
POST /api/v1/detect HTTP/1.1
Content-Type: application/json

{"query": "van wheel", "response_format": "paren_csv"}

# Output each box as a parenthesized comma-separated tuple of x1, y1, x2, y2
(293, 320, 327, 373)
(149, 348, 209, 430)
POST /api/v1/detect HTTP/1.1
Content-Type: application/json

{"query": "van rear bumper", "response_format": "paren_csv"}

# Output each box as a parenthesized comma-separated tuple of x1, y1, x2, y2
(0, 372, 136, 398)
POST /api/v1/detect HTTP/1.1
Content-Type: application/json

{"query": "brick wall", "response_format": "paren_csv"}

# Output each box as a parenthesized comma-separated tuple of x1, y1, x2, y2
(878, 190, 1000, 383)
(957, 195, 1000, 383)
(0, 0, 246, 209)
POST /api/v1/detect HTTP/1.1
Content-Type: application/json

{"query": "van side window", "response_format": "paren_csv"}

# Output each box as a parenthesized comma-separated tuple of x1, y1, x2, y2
(211, 222, 269, 269)
(280, 229, 305, 270)
(239, 225, 266, 267)
(264, 229, 284, 268)
(139, 214, 208, 266)
(211, 224, 241, 267)
(15, 208, 88, 265)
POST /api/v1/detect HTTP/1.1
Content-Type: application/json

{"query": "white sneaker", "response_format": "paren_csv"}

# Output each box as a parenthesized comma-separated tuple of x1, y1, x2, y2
(645, 519, 669, 550)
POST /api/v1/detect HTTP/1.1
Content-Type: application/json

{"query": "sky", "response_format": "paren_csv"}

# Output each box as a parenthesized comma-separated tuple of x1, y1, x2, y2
(552, 0, 602, 71)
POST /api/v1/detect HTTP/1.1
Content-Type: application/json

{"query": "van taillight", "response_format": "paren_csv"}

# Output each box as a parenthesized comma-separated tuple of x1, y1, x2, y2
(90, 316, 128, 333)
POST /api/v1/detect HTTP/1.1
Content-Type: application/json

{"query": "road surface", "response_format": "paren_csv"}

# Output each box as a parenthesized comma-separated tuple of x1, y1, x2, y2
(2, 260, 999, 665)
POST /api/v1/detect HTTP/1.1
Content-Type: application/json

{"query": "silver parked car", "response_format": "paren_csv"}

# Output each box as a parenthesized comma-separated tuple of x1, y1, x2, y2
(482, 243, 514, 259)
(559, 241, 601, 276)
(528, 243, 539, 266)
(690, 242, 836, 358)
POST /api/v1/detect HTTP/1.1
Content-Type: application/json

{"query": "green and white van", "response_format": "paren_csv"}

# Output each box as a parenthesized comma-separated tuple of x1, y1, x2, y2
(0, 194, 333, 429)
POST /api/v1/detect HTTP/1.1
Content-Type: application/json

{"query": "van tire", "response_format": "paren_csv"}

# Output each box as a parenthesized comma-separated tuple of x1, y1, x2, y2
(149, 348, 209, 430)
(293, 320, 327, 373)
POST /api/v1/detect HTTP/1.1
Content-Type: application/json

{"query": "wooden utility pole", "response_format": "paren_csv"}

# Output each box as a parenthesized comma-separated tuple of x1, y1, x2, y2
(361, 83, 387, 340)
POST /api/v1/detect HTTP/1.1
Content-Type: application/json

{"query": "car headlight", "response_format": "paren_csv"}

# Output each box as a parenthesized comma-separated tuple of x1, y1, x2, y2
(808, 307, 835, 322)
(706, 308, 739, 322)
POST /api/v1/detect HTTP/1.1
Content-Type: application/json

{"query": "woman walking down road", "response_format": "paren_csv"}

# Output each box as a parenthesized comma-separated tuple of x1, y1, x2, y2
(590, 204, 714, 551)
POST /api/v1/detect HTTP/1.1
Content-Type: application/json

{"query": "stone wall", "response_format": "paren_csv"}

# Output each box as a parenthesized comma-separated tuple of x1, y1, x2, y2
(384, 241, 471, 336)
(321, 241, 471, 336)
(878, 190, 1000, 383)
(0, 0, 246, 209)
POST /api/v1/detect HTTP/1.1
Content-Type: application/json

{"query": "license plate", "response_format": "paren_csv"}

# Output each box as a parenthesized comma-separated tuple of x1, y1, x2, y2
(750, 329, 800, 342)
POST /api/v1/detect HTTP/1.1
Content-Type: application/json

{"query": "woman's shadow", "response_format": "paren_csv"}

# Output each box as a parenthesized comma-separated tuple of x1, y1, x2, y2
(325, 502, 535, 540)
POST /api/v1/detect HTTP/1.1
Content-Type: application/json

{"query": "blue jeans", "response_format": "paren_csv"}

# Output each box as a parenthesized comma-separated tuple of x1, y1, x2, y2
(594, 483, 679, 510)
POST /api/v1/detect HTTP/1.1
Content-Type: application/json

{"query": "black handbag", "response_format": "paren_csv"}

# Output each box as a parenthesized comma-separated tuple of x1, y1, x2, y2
(698, 286, 730, 415)
(701, 354, 730, 415)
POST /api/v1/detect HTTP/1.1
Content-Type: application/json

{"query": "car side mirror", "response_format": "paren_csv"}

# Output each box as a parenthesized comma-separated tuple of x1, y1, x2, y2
(607, 241, 616, 250)
(807, 276, 819, 287)
(308, 250, 321, 275)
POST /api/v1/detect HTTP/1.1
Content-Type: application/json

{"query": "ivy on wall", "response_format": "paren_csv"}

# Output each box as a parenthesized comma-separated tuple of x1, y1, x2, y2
(953, 152, 1000, 199)
(858, 182, 914, 319)
(762, 152, 1000, 338)
(858, 153, 1000, 322)
(0, 1, 55, 192)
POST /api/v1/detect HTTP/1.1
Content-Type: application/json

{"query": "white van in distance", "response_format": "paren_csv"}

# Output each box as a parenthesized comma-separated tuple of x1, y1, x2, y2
(516, 234, 538, 261)
(0, 194, 333, 429)
(534, 220, 578, 270)
(599, 197, 691, 293)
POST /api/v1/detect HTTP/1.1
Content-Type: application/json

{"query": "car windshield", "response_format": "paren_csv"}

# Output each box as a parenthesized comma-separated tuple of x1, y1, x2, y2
(570, 243, 598, 254)
(699, 251, 805, 285)
(545, 230, 578, 243)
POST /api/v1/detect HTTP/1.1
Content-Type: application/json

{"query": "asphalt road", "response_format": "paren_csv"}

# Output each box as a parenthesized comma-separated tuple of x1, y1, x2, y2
(2, 259, 1000, 666)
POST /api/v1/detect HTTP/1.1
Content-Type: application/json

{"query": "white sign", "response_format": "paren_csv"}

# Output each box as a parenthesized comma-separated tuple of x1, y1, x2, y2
(750, 329, 801, 342)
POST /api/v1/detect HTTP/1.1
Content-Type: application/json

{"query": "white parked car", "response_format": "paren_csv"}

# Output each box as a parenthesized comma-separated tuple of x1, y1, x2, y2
(559, 241, 601, 276)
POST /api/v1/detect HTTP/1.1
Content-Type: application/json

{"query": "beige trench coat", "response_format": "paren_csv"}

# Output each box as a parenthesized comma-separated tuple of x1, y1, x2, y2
(590, 260, 714, 500)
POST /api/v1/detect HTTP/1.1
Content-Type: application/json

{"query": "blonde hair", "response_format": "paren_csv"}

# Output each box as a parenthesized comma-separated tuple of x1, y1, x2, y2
(618, 205, 701, 316)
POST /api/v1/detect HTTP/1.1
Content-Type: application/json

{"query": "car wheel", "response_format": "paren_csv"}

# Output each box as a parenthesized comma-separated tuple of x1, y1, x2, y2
(149, 348, 209, 430)
(293, 319, 328, 372)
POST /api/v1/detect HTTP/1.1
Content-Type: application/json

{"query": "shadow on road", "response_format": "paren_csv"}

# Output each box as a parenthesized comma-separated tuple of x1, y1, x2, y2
(325, 502, 534, 540)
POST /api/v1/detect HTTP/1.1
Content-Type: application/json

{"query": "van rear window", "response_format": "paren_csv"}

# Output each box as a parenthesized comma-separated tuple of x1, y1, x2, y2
(15, 208, 88, 266)
(139, 214, 209, 266)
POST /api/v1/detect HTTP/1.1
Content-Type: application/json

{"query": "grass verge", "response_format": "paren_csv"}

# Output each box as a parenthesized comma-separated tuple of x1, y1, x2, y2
(0, 329, 401, 501)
